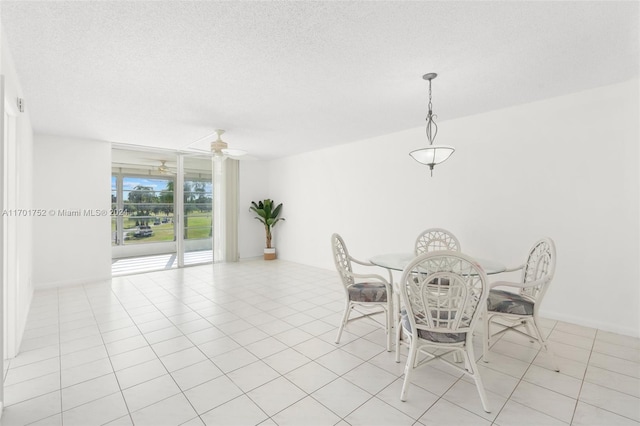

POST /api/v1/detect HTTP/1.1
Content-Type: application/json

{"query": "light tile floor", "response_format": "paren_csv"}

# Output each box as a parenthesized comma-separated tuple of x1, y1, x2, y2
(2, 260, 639, 425)
(112, 251, 214, 276)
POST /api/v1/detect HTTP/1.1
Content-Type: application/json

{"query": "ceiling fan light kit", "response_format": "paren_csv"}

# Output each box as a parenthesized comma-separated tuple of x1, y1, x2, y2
(211, 129, 247, 159)
(409, 73, 455, 176)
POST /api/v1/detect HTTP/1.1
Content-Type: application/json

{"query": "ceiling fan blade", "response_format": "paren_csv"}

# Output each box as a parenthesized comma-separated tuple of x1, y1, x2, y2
(221, 148, 247, 157)
(183, 129, 249, 159)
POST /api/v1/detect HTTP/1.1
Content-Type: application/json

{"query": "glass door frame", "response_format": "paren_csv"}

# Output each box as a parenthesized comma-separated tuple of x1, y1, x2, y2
(177, 152, 215, 267)
(110, 147, 215, 271)
(176, 154, 185, 267)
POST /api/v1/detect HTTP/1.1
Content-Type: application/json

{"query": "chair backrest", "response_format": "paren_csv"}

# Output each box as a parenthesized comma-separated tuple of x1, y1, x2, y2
(331, 233, 354, 288)
(520, 237, 556, 305)
(400, 251, 488, 335)
(415, 228, 461, 255)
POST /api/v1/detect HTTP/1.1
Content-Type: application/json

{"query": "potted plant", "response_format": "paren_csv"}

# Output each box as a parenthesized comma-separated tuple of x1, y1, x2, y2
(250, 199, 285, 260)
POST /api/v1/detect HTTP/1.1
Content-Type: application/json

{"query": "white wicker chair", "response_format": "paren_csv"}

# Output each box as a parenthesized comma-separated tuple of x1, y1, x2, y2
(414, 228, 461, 255)
(483, 237, 559, 372)
(398, 228, 462, 361)
(398, 251, 491, 412)
(331, 233, 393, 351)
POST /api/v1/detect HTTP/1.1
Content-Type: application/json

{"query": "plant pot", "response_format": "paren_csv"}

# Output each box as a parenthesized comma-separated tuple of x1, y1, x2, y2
(264, 247, 276, 261)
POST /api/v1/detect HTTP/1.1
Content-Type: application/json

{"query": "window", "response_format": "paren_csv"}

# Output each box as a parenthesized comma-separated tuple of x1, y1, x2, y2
(112, 176, 175, 245)
(111, 150, 217, 268)
(184, 179, 212, 240)
(111, 176, 118, 245)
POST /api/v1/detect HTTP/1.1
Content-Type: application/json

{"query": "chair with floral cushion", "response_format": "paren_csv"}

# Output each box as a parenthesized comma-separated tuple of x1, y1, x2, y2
(399, 228, 462, 361)
(398, 251, 491, 412)
(414, 228, 461, 255)
(331, 233, 393, 351)
(483, 237, 559, 372)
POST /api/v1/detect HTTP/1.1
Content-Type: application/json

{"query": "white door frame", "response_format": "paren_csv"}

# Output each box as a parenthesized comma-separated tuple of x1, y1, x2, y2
(0, 74, 7, 413)
(3, 94, 17, 361)
(176, 155, 185, 267)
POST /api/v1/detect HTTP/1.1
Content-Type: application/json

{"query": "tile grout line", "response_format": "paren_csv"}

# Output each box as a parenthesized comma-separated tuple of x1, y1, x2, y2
(82, 280, 136, 425)
(108, 274, 207, 423)
(570, 329, 640, 425)
(567, 326, 598, 425)
(120, 266, 338, 423)
(57, 287, 63, 424)
(487, 320, 561, 425)
(7, 262, 640, 426)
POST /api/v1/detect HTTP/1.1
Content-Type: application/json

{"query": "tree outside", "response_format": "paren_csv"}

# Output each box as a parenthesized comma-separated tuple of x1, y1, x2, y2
(112, 176, 212, 244)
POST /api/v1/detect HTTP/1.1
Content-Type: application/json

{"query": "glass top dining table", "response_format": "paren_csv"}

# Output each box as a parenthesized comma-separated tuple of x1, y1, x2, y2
(369, 252, 506, 275)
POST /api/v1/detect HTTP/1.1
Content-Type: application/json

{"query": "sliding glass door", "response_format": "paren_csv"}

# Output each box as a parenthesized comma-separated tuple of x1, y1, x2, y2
(182, 155, 213, 266)
(111, 148, 215, 273)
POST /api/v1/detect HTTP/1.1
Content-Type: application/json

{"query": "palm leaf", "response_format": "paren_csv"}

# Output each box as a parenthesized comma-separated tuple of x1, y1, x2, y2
(250, 198, 285, 245)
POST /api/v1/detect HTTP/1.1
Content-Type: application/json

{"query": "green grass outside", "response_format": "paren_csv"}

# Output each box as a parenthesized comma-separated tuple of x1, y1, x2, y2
(113, 214, 212, 244)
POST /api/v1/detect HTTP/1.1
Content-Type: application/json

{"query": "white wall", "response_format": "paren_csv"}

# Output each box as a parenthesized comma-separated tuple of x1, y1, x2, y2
(267, 79, 640, 337)
(2, 25, 35, 357)
(32, 135, 111, 288)
(238, 160, 271, 258)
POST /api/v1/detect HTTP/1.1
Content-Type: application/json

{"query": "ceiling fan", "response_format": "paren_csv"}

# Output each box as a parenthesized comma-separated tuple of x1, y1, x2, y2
(210, 129, 247, 159)
(184, 129, 248, 160)
(156, 160, 175, 175)
(111, 158, 177, 175)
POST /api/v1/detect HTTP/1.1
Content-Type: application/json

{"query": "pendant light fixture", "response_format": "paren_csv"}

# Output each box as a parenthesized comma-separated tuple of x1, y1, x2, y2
(409, 73, 455, 176)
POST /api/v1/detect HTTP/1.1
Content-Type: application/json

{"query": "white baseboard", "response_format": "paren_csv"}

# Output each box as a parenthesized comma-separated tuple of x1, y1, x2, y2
(539, 308, 640, 338)
(34, 275, 112, 290)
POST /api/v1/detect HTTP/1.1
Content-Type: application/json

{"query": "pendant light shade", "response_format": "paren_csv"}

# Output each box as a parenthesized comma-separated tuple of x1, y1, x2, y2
(410, 73, 455, 176)
(409, 145, 455, 165)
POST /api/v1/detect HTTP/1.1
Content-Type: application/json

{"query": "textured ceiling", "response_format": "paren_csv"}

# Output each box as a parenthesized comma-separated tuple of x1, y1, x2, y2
(1, 1, 638, 160)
